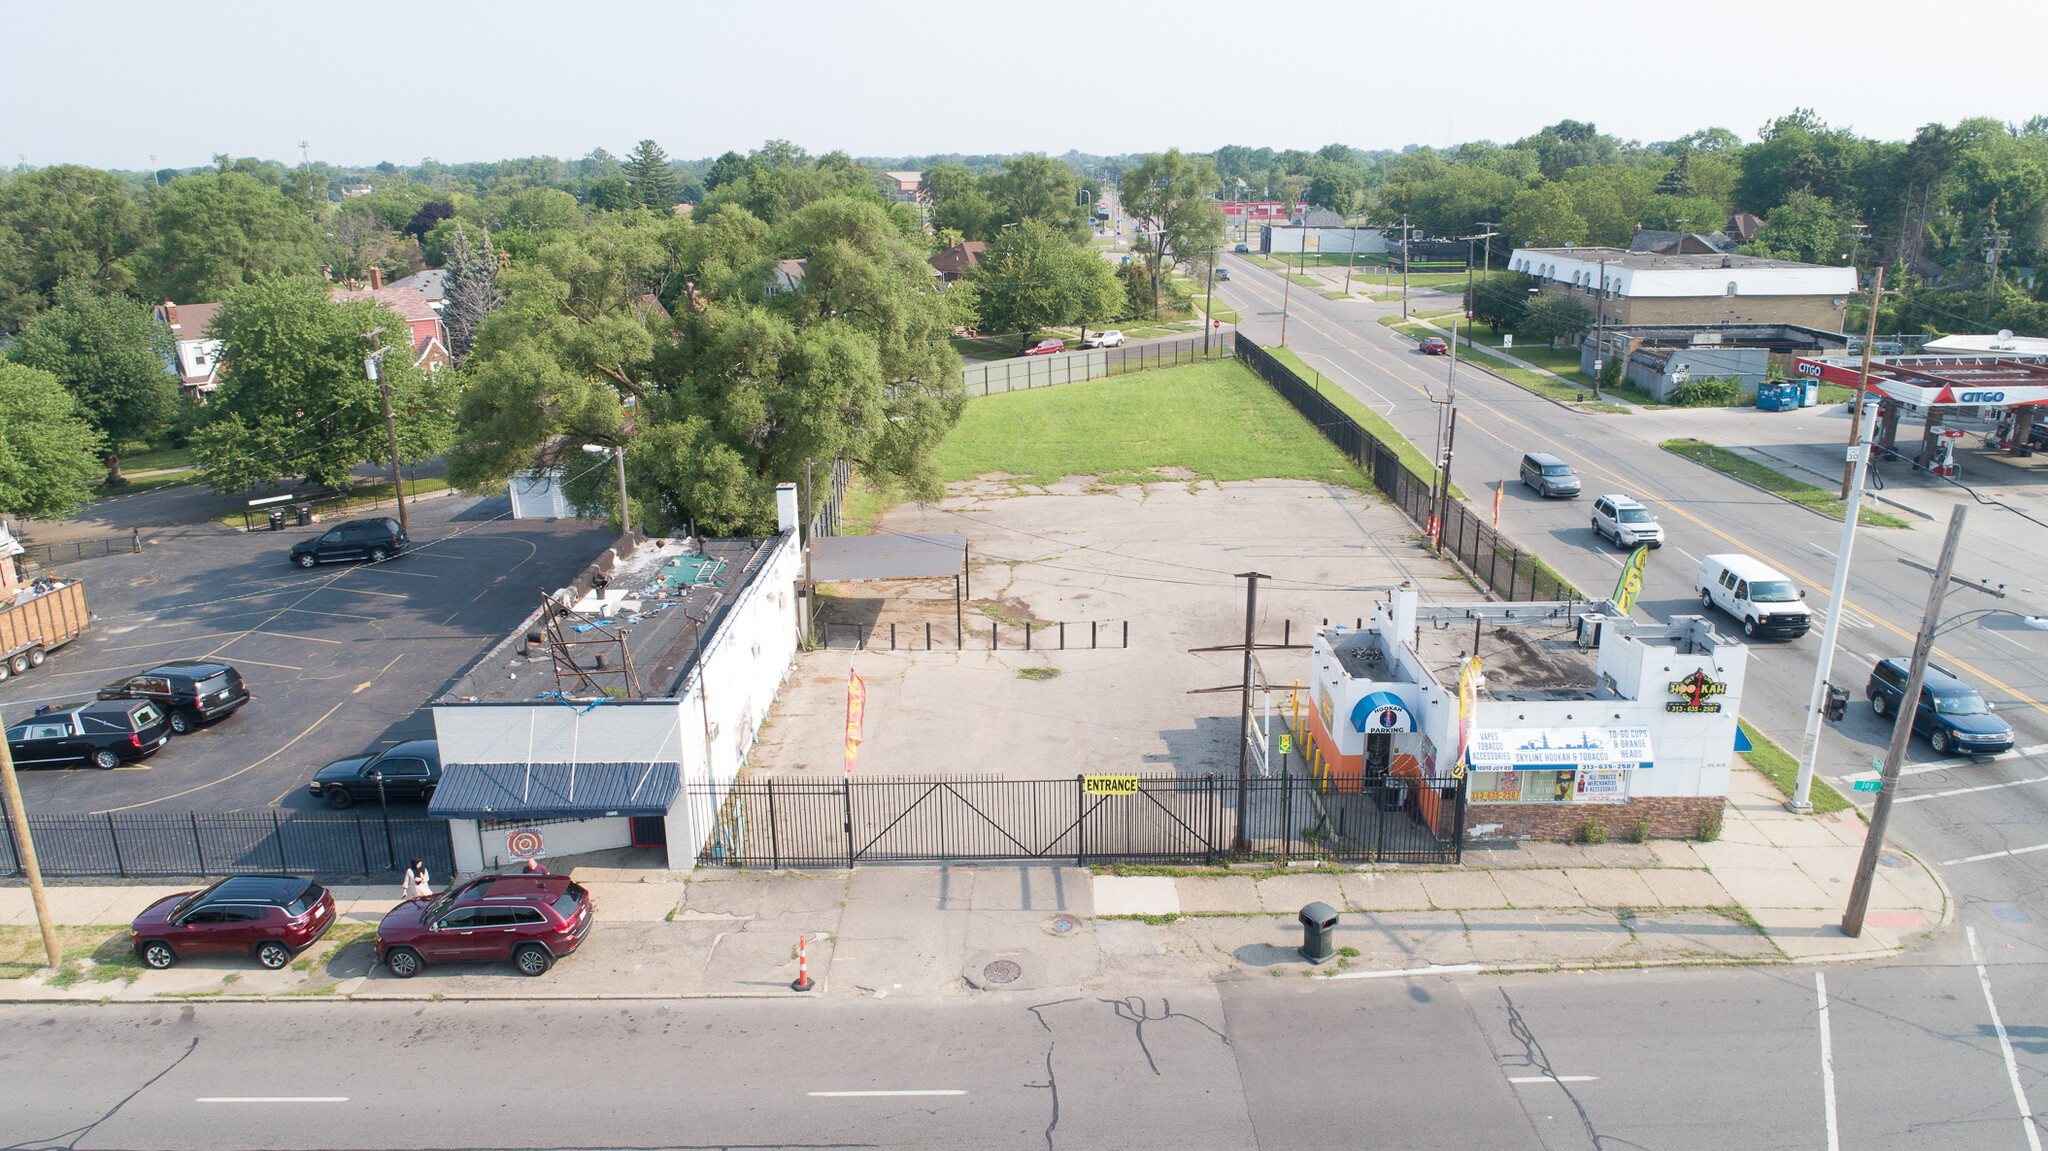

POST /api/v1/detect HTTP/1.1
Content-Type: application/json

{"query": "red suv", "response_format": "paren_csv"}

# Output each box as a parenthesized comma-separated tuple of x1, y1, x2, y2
(131, 876, 335, 970)
(376, 873, 594, 978)
(1023, 338, 1067, 356)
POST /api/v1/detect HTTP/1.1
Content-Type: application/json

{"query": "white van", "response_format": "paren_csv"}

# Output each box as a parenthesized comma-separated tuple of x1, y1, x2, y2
(1695, 554, 1812, 639)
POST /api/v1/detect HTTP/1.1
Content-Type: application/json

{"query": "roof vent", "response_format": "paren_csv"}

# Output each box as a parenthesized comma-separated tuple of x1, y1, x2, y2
(1721, 256, 1732, 268)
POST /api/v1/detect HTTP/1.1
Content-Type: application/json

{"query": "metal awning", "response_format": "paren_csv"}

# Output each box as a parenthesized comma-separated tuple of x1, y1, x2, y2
(807, 533, 966, 581)
(1350, 691, 1415, 732)
(428, 761, 680, 820)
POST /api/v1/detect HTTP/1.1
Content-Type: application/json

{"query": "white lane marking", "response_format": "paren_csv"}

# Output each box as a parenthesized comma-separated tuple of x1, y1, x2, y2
(1506, 1075, 1599, 1084)
(1330, 962, 1482, 980)
(1898, 775, 2048, 804)
(197, 1097, 348, 1103)
(1817, 972, 1840, 1151)
(1810, 541, 1838, 558)
(806, 1081, 966, 1089)
(1673, 547, 1700, 565)
(1839, 752, 2030, 784)
(1943, 842, 2048, 866)
(1968, 927, 2044, 1151)
(1986, 628, 2038, 650)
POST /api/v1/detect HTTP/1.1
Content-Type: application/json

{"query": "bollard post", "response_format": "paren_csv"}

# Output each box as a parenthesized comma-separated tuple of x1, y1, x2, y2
(1123, 620, 1128, 648)
(926, 621, 932, 650)
(1091, 621, 1097, 649)
(1025, 622, 1032, 650)
(1060, 622, 1065, 649)
(890, 623, 896, 650)
(791, 933, 814, 991)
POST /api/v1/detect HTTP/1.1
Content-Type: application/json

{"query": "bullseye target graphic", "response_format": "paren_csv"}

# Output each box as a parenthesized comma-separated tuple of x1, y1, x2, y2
(506, 829, 545, 859)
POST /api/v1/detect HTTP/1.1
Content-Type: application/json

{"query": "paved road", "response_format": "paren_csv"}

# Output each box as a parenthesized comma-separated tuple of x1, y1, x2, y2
(1213, 255, 2048, 955)
(0, 494, 615, 815)
(4, 958, 2039, 1149)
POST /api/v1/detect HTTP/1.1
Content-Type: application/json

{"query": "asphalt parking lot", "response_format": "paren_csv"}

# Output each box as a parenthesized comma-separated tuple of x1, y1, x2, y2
(1, 493, 616, 815)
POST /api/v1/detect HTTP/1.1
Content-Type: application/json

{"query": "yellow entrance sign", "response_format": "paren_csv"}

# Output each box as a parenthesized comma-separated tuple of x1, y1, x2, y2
(1084, 776, 1139, 796)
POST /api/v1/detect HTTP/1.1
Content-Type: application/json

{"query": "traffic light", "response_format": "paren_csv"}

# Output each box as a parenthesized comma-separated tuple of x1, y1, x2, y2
(1822, 685, 1849, 722)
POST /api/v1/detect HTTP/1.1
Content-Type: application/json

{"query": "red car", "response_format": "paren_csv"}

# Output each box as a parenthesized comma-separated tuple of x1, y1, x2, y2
(1022, 338, 1067, 356)
(131, 876, 335, 971)
(1419, 336, 1449, 355)
(376, 873, 594, 978)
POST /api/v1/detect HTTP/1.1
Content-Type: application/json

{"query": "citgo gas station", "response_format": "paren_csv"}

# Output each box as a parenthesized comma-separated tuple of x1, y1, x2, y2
(1795, 355, 2048, 475)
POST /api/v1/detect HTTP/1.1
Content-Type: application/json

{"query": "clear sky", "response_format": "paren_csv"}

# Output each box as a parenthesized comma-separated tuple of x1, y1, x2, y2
(8, 0, 2040, 171)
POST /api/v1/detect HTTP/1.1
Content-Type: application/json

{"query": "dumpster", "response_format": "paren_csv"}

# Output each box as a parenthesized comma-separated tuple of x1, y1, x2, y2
(267, 509, 285, 531)
(1298, 902, 1339, 962)
(1800, 379, 1819, 408)
(1756, 382, 1799, 412)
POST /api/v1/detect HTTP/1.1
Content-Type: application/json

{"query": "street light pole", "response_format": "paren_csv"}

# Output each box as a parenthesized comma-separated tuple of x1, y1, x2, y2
(363, 332, 409, 538)
(1843, 506, 1967, 937)
(1401, 213, 1411, 321)
(582, 444, 631, 535)
(1789, 397, 1878, 812)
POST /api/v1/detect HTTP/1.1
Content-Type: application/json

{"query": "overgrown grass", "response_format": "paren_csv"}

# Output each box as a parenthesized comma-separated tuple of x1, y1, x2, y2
(1738, 720, 1851, 814)
(1265, 345, 1463, 498)
(96, 469, 201, 498)
(933, 359, 1371, 490)
(0, 926, 141, 984)
(1661, 439, 1909, 528)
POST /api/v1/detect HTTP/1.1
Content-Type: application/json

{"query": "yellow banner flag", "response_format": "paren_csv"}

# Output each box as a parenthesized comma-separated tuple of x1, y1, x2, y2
(844, 668, 866, 774)
(1612, 544, 1650, 616)
(1455, 656, 1482, 771)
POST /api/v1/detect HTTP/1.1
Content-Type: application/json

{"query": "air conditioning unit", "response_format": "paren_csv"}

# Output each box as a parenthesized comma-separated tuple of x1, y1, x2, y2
(1577, 614, 1605, 650)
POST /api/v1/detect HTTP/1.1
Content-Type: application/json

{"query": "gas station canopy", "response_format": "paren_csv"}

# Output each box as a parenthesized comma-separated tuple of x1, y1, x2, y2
(1795, 356, 2048, 409)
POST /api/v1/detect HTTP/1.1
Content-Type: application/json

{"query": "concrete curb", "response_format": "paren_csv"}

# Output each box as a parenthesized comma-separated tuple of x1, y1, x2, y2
(1746, 446, 1937, 521)
(1658, 443, 1897, 527)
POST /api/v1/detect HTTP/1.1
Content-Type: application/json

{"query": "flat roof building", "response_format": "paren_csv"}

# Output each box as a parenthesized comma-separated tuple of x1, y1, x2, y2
(1510, 247, 1857, 333)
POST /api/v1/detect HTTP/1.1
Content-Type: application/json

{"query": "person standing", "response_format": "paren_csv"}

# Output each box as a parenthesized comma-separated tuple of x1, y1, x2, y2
(401, 859, 431, 901)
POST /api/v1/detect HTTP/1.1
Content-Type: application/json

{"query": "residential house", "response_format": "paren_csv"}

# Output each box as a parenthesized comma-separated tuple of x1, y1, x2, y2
(330, 268, 450, 371)
(388, 268, 448, 310)
(928, 241, 986, 283)
(154, 301, 226, 398)
(769, 259, 809, 296)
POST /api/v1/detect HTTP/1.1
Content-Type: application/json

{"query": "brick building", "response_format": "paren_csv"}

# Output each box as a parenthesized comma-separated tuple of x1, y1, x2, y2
(1510, 247, 1857, 333)
(1302, 584, 1747, 842)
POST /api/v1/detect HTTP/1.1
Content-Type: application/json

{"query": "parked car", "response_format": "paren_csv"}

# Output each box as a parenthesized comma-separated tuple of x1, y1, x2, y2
(1214, 267, 1231, 281)
(130, 875, 336, 971)
(1234, 243, 1249, 254)
(1866, 658, 2015, 755)
(1589, 494, 1664, 549)
(98, 660, 250, 735)
(1022, 338, 1067, 356)
(1083, 330, 1126, 348)
(376, 873, 595, 978)
(308, 738, 442, 809)
(1518, 451, 1581, 498)
(1419, 336, 1449, 355)
(5, 699, 169, 769)
(289, 516, 407, 569)
(1694, 554, 1812, 639)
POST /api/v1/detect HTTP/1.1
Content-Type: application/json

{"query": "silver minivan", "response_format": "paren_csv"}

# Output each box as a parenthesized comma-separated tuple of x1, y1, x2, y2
(1520, 452, 1581, 498)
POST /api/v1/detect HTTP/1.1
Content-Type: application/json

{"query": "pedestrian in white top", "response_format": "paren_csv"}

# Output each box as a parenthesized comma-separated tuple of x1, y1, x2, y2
(401, 859, 431, 901)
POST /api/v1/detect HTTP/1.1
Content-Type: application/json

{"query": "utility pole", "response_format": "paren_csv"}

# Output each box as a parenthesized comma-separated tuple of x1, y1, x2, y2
(1840, 267, 1887, 500)
(1233, 572, 1266, 854)
(1202, 245, 1216, 356)
(1789, 396, 1878, 812)
(362, 331, 409, 537)
(1468, 223, 1501, 336)
(0, 736, 61, 971)
(1593, 257, 1607, 400)
(1843, 506, 1967, 937)
(1401, 213, 1411, 320)
(1279, 245, 1294, 346)
(1433, 320, 1461, 553)
(1344, 224, 1360, 295)
(1984, 225, 2011, 317)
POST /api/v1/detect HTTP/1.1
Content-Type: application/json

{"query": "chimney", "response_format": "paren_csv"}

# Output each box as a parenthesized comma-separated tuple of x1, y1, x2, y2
(369, 266, 383, 290)
(1390, 581, 1419, 649)
(775, 482, 799, 534)
(162, 302, 179, 330)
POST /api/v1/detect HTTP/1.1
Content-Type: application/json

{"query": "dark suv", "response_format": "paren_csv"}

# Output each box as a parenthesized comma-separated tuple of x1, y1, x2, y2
(290, 516, 407, 568)
(308, 739, 442, 808)
(1866, 658, 2016, 755)
(6, 700, 169, 769)
(98, 660, 250, 735)
(376, 873, 595, 978)
(130, 875, 336, 970)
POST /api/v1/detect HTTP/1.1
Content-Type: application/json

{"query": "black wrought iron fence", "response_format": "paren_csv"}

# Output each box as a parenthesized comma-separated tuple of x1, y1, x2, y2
(1236, 333, 1581, 602)
(812, 619, 1131, 651)
(15, 531, 142, 565)
(694, 773, 1461, 868)
(0, 811, 453, 879)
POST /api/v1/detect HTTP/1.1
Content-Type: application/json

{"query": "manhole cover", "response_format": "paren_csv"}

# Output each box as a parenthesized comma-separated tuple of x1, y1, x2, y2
(1044, 914, 1083, 936)
(982, 960, 1022, 985)
(1995, 907, 2032, 923)
(1880, 853, 1906, 869)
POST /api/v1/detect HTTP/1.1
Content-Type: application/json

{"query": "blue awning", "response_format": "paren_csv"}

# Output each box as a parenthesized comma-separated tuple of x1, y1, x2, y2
(1349, 692, 1415, 733)
(429, 762, 681, 821)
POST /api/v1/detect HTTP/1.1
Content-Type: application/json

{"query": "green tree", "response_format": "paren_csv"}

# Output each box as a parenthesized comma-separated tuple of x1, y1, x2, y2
(1516, 294, 1593, 345)
(6, 279, 179, 445)
(131, 172, 324, 304)
(442, 225, 504, 365)
(1120, 149, 1225, 318)
(967, 221, 1127, 350)
(0, 362, 105, 519)
(0, 165, 147, 333)
(985, 154, 1087, 238)
(625, 139, 680, 208)
(191, 276, 425, 492)
(587, 176, 634, 211)
(1750, 190, 1855, 265)
(1503, 183, 1588, 248)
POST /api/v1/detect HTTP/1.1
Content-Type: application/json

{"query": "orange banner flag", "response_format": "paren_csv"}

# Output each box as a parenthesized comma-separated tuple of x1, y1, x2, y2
(844, 668, 866, 774)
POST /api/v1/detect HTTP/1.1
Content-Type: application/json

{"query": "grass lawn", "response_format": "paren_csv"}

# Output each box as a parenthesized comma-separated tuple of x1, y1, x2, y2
(934, 359, 1370, 490)
(1285, 274, 1321, 288)
(1266, 346, 1461, 498)
(1244, 255, 1288, 271)
(1739, 720, 1851, 814)
(113, 444, 197, 471)
(96, 468, 201, 498)
(0, 925, 142, 985)
(1187, 295, 1240, 324)
(1661, 439, 1908, 528)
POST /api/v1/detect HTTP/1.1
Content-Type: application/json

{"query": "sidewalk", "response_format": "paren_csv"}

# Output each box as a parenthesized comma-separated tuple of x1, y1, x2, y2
(0, 768, 1945, 1003)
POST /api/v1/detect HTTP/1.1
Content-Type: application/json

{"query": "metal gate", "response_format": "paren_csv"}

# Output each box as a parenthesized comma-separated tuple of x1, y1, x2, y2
(695, 774, 1462, 868)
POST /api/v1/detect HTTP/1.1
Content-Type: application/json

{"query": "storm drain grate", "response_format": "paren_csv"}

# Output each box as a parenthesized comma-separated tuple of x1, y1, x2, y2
(982, 959, 1022, 985)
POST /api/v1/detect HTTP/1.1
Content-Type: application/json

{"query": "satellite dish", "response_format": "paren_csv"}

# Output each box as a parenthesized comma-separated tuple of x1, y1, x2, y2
(1998, 329, 2014, 341)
